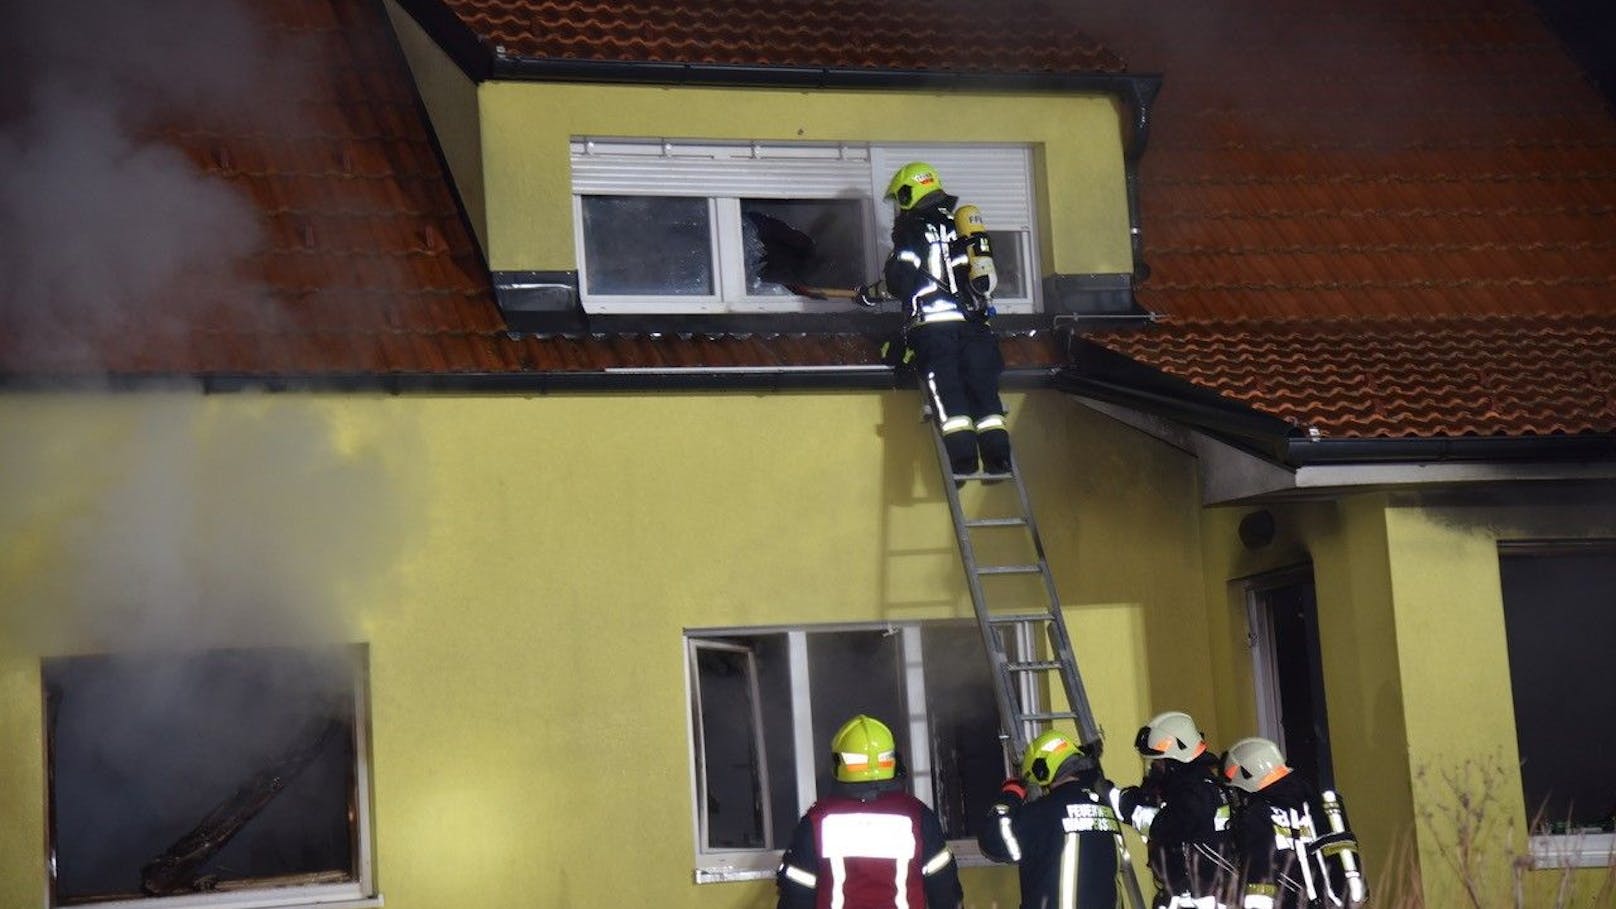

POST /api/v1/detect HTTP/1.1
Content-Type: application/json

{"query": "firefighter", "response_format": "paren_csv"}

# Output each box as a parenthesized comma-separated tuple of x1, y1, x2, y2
(1220, 738, 1368, 909)
(1106, 711, 1236, 909)
(978, 728, 1123, 909)
(776, 714, 963, 909)
(855, 162, 1011, 477)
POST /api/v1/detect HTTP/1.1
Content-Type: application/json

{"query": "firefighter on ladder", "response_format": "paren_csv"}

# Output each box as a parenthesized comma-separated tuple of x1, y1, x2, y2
(978, 728, 1125, 909)
(1219, 737, 1369, 909)
(855, 161, 1012, 477)
(776, 714, 964, 909)
(1104, 711, 1237, 909)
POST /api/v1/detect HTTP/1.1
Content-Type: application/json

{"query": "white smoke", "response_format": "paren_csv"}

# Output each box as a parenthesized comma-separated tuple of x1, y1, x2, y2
(0, 0, 298, 367)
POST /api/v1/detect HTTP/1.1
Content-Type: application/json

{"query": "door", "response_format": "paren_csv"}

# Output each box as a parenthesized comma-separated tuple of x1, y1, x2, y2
(1245, 566, 1336, 789)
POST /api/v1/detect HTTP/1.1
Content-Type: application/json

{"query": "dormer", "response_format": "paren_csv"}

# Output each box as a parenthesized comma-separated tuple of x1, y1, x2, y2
(381, 0, 1159, 333)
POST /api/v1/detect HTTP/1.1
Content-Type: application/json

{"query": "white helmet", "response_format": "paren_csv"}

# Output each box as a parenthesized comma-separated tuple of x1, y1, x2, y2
(1133, 711, 1206, 762)
(1221, 736, 1291, 793)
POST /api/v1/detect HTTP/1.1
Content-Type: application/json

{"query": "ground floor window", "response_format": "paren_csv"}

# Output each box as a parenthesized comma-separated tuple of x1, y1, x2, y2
(686, 620, 1003, 881)
(1498, 542, 1616, 867)
(43, 644, 375, 907)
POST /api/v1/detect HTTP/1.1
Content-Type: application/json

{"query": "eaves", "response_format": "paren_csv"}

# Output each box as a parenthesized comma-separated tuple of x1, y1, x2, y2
(1056, 338, 1616, 505)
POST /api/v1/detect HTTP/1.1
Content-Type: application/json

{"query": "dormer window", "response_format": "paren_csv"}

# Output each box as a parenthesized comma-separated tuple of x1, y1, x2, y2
(570, 139, 1040, 315)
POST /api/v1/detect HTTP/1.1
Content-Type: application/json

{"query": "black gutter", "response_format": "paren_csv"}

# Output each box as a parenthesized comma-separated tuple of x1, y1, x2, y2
(0, 366, 1062, 396)
(1058, 337, 1616, 467)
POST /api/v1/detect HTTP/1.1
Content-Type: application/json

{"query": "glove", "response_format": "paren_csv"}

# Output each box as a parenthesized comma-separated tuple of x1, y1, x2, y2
(853, 283, 882, 308)
(879, 338, 913, 367)
(998, 777, 1027, 804)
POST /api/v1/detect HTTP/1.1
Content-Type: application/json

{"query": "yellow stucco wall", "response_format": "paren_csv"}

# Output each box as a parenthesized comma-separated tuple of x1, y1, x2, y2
(473, 82, 1133, 276)
(1202, 492, 1616, 907)
(382, 0, 488, 250)
(0, 389, 1208, 909)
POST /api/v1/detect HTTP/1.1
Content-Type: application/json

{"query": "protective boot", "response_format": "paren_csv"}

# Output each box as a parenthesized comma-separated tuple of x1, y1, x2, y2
(977, 427, 1012, 476)
(945, 429, 979, 476)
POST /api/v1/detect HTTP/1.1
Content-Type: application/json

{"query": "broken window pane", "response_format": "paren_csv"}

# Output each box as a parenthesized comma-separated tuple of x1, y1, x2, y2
(986, 230, 1027, 300)
(741, 199, 867, 295)
(45, 646, 365, 904)
(581, 195, 713, 295)
(920, 621, 1003, 840)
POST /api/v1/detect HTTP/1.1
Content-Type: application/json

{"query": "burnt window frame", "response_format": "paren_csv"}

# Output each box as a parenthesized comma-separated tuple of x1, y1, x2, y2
(41, 644, 379, 909)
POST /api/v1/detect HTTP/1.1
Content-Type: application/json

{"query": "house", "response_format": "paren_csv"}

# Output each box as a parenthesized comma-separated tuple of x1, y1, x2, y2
(1, 0, 1612, 907)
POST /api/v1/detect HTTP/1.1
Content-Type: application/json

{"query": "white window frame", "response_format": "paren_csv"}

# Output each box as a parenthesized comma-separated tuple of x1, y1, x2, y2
(571, 139, 1041, 315)
(45, 647, 380, 909)
(684, 621, 998, 883)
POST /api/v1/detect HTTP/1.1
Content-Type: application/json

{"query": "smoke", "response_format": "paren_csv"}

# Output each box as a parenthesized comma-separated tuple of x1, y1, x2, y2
(0, 0, 300, 368)
(0, 394, 415, 653)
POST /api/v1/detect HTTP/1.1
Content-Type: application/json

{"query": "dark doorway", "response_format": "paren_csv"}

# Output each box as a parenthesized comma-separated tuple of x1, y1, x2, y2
(1247, 568, 1336, 789)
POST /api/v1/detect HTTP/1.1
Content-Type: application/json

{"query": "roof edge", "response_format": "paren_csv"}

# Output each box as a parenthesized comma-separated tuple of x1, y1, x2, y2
(0, 367, 1062, 395)
(487, 57, 1156, 94)
(1060, 337, 1616, 467)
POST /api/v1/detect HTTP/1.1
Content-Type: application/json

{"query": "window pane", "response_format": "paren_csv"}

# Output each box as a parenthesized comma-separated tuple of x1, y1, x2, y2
(741, 199, 867, 295)
(807, 630, 906, 788)
(694, 645, 768, 849)
(581, 195, 712, 295)
(1500, 547, 1616, 831)
(986, 230, 1026, 299)
(921, 622, 1003, 839)
(45, 646, 360, 903)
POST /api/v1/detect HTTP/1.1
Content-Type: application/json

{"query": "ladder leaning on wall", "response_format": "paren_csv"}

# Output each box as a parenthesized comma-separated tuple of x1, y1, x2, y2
(923, 403, 1149, 909)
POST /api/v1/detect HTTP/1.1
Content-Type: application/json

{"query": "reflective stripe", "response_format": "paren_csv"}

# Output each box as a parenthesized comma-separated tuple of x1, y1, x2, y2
(1059, 832, 1079, 909)
(975, 414, 1005, 432)
(915, 309, 965, 325)
(922, 847, 954, 875)
(782, 864, 818, 888)
(893, 855, 911, 909)
(941, 416, 974, 434)
(898, 250, 923, 267)
(821, 812, 917, 858)
(829, 856, 846, 909)
(998, 814, 1022, 862)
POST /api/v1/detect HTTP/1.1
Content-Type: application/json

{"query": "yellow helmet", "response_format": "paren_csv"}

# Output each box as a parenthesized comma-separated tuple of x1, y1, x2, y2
(831, 714, 898, 782)
(885, 161, 944, 211)
(1021, 728, 1091, 787)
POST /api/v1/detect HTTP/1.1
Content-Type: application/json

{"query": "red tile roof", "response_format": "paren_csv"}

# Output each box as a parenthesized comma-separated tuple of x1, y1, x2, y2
(1069, 0, 1616, 440)
(431, 0, 1126, 75)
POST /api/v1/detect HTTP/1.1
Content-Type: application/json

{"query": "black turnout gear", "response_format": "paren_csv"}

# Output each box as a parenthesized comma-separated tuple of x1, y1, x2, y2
(879, 189, 1009, 474)
(1112, 752, 1236, 907)
(979, 772, 1123, 909)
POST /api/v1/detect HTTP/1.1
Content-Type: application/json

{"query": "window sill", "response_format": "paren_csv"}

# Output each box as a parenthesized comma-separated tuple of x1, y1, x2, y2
(74, 885, 381, 909)
(1529, 832, 1615, 869)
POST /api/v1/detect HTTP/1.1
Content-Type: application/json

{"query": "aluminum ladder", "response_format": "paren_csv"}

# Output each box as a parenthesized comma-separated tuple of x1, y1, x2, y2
(925, 413, 1148, 909)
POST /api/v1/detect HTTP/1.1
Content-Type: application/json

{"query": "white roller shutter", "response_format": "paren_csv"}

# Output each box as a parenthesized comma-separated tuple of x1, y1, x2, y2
(870, 145, 1035, 232)
(571, 139, 871, 199)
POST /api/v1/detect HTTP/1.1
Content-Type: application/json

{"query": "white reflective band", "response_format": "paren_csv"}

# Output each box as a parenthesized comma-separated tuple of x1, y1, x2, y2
(820, 812, 917, 859)
(916, 310, 966, 325)
(941, 416, 974, 434)
(829, 856, 846, 909)
(975, 414, 1005, 431)
(922, 847, 954, 875)
(998, 814, 1022, 862)
(898, 250, 923, 267)
(1059, 832, 1079, 909)
(839, 751, 869, 770)
(783, 864, 818, 888)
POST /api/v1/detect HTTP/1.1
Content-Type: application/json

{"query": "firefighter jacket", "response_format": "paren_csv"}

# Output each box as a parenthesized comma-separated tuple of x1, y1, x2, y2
(1230, 772, 1363, 909)
(978, 777, 1123, 909)
(776, 780, 962, 909)
(1112, 752, 1236, 904)
(882, 191, 987, 329)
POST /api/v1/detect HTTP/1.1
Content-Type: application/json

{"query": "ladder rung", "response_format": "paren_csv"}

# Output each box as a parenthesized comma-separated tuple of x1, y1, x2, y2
(965, 516, 1027, 528)
(976, 564, 1042, 575)
(1008, 660, 1064, 672)
(1018, 711, 1083, 723)
(951, 471, 1014, 482)
(986, 613, 1053, 626)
